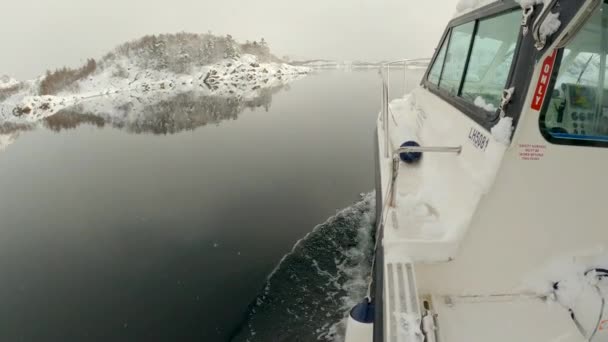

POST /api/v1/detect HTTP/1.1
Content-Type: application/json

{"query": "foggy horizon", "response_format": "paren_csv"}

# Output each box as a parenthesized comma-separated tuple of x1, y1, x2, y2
(2, 0, 458, 80)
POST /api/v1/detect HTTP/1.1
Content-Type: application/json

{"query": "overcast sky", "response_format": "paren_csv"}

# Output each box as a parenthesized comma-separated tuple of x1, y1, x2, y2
(2, 0, 458, 80)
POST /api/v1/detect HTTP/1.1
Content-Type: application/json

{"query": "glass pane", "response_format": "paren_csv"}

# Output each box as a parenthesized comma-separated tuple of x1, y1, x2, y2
(439, 21, 475, 94)
(428, 36, 448, 85)
(541, 3, 608, 142)
(461, 10, 521, 111)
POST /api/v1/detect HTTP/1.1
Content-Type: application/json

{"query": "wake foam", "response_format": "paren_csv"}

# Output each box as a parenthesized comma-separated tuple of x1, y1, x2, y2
(230, 192, 376, 342)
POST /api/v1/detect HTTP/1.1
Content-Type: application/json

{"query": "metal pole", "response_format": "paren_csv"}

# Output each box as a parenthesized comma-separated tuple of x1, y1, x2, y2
(404, 61, 407, 95)
(387, 65, 391, 157)
(390, 156, 400, 207)
(393, 146, 463, 154)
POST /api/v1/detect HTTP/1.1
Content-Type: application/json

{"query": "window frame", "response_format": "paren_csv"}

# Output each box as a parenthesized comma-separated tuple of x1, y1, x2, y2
(421, 2, 525, 131)
(538, 50, 608, 148)
(427, 31, 450, 86)
(538, 0, 608, 148)
(461, 10, 522, 106)
(439, 20, 477, 95)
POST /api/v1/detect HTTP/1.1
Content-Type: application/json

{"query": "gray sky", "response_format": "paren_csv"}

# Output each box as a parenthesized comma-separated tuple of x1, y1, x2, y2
(2, 0, 458, 80)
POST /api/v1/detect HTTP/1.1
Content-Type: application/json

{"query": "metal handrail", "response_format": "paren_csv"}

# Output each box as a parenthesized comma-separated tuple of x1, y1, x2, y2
(393, 146, 463, 155)
(379, 58, 431, 158)
(382, 58, 432, 67)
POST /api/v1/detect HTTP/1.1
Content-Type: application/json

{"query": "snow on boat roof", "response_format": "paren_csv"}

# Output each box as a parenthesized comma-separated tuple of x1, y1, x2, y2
(455, 0, 546, 17)
(454, 0, 499, 16)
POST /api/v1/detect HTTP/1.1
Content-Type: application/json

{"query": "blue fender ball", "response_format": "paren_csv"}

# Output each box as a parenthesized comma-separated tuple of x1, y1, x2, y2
(399, 141, 422, 164)
(349, 297, 375, 323)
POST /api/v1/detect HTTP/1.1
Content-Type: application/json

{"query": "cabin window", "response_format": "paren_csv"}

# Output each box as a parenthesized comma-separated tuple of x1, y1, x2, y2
(424, 8, 524, 129)
(439, 22, 475, 94)
(461, 10, 521, 111)
(428, 36, 448, 85)
(540, 2, 608, 144)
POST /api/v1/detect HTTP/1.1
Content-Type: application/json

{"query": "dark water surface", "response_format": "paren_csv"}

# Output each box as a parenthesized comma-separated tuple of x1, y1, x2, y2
(0, 69, 415, 341)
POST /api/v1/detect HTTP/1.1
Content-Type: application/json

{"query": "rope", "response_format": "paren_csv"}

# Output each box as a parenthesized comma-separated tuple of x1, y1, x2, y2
(553, 268, 608, 341)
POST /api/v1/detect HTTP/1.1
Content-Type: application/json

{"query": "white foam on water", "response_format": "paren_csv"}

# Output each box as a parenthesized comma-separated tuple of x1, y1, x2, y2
(317, 193, 376, 342)
(233, 192, 377, 342)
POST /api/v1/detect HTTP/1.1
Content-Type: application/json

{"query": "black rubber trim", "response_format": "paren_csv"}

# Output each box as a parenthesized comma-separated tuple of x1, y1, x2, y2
(372, 240, 385, 342)
(372, 130, 384, 342)
(457, 20, 479, 96)
(374, 129, 382, 227)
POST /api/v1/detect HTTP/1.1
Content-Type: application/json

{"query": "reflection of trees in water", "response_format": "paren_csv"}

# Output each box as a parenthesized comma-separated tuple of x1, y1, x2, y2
(44, 111, 106, 132)
(42, 86, 281, 135)
(0, 122, 33, 135)
(0, 123, 33, 151)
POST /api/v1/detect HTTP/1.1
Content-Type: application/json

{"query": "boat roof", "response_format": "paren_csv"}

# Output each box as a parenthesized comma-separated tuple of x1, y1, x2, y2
(448, 0, 522, 29)
(454, 0, 502, 17)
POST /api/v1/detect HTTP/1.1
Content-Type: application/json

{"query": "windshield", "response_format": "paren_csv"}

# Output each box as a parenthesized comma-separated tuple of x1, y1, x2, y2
(540, 2, 608, 143)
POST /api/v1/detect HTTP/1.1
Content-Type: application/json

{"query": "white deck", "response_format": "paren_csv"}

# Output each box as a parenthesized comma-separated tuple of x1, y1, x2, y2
(432, 294, 585, 342)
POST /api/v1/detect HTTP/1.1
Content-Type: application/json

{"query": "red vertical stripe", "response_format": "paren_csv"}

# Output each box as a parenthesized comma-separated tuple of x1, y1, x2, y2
(531, 50, 558, 111)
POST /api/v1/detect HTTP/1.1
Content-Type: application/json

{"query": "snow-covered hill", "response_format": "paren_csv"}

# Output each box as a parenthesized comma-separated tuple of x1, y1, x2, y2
(0, 54, 310, 125)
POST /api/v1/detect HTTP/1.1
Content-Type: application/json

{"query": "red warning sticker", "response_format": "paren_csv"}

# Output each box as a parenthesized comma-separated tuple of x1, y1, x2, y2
(518, 144, 546, 161)
(531, 50, 558, 111)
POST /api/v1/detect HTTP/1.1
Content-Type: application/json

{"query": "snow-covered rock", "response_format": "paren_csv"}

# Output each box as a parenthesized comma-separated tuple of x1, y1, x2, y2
(0, 75, 19, 90)
(0, 54, 311, 125)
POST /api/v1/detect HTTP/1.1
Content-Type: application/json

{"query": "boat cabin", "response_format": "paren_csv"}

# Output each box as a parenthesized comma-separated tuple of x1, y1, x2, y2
(346, 1, 608, 341)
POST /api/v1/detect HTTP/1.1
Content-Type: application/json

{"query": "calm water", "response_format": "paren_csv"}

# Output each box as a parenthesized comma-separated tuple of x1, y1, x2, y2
(0, 69, 418, 342)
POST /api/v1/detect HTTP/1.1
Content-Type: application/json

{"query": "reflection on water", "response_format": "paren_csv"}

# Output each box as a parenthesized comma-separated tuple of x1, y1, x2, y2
(0, 123, 32, 151)
(0, 85, 284, 151)
(44, 111, 106, 131)
(48, 86, 283, 135)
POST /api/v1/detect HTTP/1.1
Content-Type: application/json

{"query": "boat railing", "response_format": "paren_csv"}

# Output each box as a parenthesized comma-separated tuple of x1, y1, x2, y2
(379, 58, 430, 158)
(370, 143, 461, 285)
(374, 144, 462, 258)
